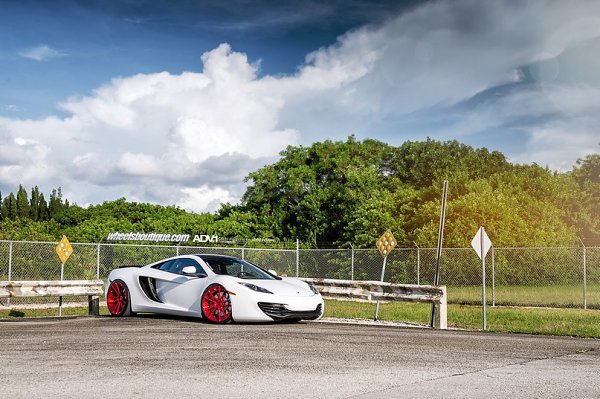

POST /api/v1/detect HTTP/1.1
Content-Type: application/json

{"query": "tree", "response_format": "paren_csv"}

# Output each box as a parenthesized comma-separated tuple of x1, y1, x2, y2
(243, 137, 393, 245)
(2, 193, 18, 220)
(38, 194, 50, 221)
(389, 138, 510, 189)
(16, 185, 30, 219)
(572, 153, 600, 186)
(48, 187, 64, 219)
(570, 152, 600, 241)
(30, 186, 41, 221)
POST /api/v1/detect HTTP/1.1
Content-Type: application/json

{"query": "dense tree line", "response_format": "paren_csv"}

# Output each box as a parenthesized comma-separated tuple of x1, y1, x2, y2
(0, 138, 598, 247)
(1, 186, 68, 223)
(239, 137, 599, 247)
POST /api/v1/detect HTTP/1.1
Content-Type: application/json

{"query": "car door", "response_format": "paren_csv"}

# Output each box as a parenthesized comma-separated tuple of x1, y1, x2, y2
(153, 257, 211, 313)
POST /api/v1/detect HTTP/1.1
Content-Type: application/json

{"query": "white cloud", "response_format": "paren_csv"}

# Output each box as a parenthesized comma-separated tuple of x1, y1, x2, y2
(1, 43, 299, 212)
(179, 186, 239, 213)
(0, 129, 51, 185)
(2, 0, 600, 211)
(19, 45, 66, 61)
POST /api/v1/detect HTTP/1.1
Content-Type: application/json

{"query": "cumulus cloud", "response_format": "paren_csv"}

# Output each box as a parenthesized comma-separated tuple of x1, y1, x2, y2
(2, 0, 600, 211)
(1, 43, 299, 212)
(19, 45, 66, 61)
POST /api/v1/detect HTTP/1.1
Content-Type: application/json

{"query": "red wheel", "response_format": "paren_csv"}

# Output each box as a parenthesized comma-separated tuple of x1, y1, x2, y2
(201, 284, 232, 323)
(107, 280, 132, 317)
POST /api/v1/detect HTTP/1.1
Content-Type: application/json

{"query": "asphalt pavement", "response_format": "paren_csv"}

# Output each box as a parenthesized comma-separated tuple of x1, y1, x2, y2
(1, 316, 599, 398)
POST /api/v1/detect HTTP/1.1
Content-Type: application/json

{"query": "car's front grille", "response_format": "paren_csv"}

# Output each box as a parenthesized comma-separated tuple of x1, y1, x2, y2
(258, 302, 322, 321)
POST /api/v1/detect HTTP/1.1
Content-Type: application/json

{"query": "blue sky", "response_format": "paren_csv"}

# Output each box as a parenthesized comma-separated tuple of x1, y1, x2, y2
(1, 0, 409, 118)
(1, 0, 599, 212)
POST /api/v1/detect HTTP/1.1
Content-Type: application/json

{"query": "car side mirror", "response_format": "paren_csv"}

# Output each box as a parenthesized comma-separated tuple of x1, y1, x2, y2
(182, 266, 206, 277)
(181, 266, 196, 275)
(268, 269, 278, 276)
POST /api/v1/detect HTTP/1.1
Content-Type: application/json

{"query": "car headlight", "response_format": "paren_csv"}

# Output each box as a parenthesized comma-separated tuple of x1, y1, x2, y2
(306, 282, 319, 295)
(239, 282, 273, 294)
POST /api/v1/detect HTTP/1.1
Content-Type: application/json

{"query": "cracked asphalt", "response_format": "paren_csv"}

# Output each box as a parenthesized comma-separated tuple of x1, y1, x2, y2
(1, 316, 599, 398)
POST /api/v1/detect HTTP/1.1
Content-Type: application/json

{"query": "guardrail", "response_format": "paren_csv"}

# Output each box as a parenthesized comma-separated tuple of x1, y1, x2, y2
(0, 280, 104, 316)
(302, 278, 447, 329)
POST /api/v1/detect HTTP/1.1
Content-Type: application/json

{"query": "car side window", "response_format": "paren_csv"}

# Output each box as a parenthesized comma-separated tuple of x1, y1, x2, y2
(203, 258, 225, 274)
(157, 260, 173, 271)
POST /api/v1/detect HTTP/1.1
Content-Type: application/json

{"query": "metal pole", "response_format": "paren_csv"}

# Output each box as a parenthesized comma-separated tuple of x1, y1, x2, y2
(7, 241, 13, 307)
(350, 244, 354, 280)
(241, 241, 248, 260)
(491, 246, 495, 307)
(59, 262, 64, 316)
(584, 245, 587, 310)
(176, 245, 180, 256)
(374, 256, 387, 321)
(579, 238, 587, 310)
(430, 180, 448, 328)
(296, 239, 300, 277)
(413, 241, 420, 285)
(96, 244, 100, 279)
(481, 227, 487, 331)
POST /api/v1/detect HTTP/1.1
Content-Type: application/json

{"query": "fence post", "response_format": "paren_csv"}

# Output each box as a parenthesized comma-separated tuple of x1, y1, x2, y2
(350, 244, 354, 280)
(413, 242, 420, 285)
(96, 244, 101, 279)
(296, 239, 300, 277)
(580, 239, 587, 310)
(491, 247, 495, 307)
(176, 245, 180, 256)
(7, 241, 13, 307)
(59, 262, 64, 316)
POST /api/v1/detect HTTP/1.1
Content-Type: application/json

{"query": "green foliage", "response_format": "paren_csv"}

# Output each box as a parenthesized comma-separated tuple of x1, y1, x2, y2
(389, 138, 511, 189)
(0, 218, 60, 241)
(2, 192, 17, 220)
(570, 153, 600, 241)
(16, 185, 30, 218)
(0, 138, 598, 246)
(324, 300, 600, 338)
(573, 153, 600, 185)
(243, 137, 596, 247)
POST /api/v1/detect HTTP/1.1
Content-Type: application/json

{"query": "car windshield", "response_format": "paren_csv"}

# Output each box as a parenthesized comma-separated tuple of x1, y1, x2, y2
(202, 257, 277, 280)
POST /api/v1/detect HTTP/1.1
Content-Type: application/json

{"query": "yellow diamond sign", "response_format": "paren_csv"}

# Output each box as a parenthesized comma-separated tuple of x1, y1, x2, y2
(376, 230, 397, 257)
(55, 235, 73, 264)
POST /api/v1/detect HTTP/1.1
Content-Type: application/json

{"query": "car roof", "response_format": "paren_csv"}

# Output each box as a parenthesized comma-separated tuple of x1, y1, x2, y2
(191, 254, 239, 260)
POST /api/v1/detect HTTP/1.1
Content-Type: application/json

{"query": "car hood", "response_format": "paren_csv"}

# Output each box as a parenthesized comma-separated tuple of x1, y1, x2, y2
(239, 277, 316, 297)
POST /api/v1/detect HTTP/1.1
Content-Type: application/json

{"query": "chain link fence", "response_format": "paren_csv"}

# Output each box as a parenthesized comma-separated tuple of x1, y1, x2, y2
(0, 240, 598, 310)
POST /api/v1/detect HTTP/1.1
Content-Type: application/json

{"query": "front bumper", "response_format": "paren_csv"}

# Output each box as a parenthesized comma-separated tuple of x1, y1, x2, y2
(258, 302, 323, 320)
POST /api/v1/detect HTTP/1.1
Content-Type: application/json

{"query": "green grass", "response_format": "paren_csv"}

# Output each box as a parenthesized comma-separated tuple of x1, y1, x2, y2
(0, 305, 110, 318)
(3, 301, 600, 339)
(448, 284, 600, 309)
(324, 299, 600, 338)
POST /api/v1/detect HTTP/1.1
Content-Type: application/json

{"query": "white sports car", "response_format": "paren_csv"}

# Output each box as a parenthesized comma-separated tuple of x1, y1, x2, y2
(105, 254, 324, 323)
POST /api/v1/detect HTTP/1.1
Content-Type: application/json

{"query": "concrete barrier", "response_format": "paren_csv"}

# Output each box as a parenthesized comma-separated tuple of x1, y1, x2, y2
(302, 278, 447, 329)
(0, 280, 104, 316)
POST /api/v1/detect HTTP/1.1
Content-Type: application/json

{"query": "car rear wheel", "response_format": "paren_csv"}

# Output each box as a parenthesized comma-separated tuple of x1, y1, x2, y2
(107, 279, 132, 317)
(201, 284, 232, 323)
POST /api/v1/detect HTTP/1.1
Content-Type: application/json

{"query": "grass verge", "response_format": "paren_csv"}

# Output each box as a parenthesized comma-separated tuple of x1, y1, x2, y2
(2, 301, 599, 339)
(0, 305, 110, 318)
(325, 299, 600, 338)
(448, 284, 600, 309)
